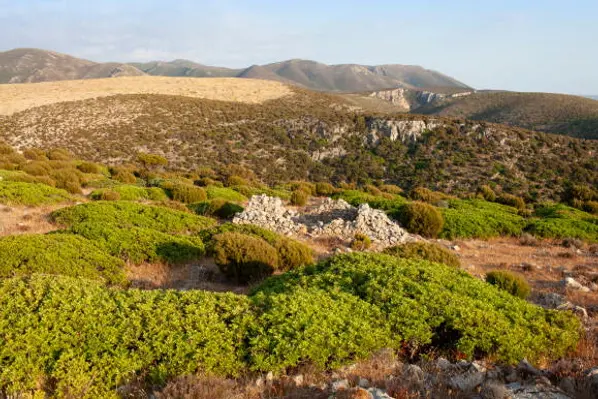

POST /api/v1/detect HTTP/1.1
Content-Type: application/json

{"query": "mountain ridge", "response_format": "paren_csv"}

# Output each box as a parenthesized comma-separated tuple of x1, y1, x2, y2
(0, 48, 470, 92)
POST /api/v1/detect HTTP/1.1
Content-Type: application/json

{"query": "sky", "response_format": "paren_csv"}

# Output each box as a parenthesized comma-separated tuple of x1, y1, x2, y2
(0, 0, 596, 94)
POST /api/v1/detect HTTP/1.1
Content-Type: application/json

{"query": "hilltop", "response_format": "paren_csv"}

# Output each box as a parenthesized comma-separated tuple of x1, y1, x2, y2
(0, 48, 145, 83)
(0, 48, 470, 92)
(358, 88, 598, 140)
(0, 77, 596, 201)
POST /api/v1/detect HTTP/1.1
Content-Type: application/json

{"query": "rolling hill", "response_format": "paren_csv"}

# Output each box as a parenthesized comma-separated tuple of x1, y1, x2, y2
(0, 77, 595, 201)
(0, 48, 470, 92)
(0, 48, 145, 83)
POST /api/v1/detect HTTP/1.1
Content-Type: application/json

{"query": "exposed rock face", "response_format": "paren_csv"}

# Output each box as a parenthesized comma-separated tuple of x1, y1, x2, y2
(233, 195, 414, 248)
(368, 88, 412, 110)
(366, 119, 430, 145)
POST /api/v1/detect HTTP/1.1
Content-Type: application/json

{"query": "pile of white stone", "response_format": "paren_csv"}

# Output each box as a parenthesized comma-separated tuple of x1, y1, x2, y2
(233, 195, 414, 248)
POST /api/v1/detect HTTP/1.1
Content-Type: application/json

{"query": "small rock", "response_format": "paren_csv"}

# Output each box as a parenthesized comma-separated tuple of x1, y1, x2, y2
(292, 374, 304, 387)
(436, 357, 453, 370)
(562, 277, 590, 292)
(557, 377, 576, 395)
(367, 388, 393, 399)
(331, 379, 350, 392)
(517, 359, 542, 377)
(358, 377, 370, 388)
(450, 362, 486, 391)
(402, 364, 424, 390)
(481, 381, 511, 399)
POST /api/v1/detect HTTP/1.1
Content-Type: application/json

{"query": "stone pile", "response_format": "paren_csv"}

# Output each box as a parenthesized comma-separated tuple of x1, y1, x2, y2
(233, 195, 414, 248)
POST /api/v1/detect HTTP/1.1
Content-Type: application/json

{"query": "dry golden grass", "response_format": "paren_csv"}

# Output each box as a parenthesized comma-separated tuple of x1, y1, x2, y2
(0, 76, 293, 115)
(0, 204, 63, 237)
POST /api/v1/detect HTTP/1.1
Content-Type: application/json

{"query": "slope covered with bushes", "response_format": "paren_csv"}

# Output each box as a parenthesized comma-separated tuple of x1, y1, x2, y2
(0, 181, 71, 206)
(0, 253, 580, 397)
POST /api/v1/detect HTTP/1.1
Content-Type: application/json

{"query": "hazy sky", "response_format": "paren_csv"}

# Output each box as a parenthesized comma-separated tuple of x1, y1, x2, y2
(0, 0, 596, 94)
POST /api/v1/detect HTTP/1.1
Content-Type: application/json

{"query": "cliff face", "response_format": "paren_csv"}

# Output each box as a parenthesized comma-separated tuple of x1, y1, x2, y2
(368, 88, 474, 111)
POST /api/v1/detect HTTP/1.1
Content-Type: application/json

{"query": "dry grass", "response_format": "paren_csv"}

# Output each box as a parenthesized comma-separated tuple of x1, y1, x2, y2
(0, 204, 63, 237)
(0, 76, 293, 115)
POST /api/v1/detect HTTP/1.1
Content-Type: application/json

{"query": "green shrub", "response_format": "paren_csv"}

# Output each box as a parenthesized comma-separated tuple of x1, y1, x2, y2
(497, 193, 526, 210)
(0, 276, 253, 397)
(563, 184, 597, 204)
(226, 175, 249, 187)
(212, 232, 278, 284)
(383, 242, 460, 268)
(249, 287, 390, 372)
(51, 201, 216, 234)
(398, 201, 444, 238)
(315, 182, 336, 196)
(525, 204, 598, 242)
(378, 184, 403, 195)
(350, 233, 372, 251)
(167, 183, 207, 203)
(21, 161, 52, 176)
(252, 253, 580, 368)
(290, 189, 308, 206)
(190, 199, 243, 219)
(0, 234, 125, 284)
(77, 162, 102, 174)
(110, 166, 138, 184)
(336, 190, 406, 212)
(68, 222, 205, 265)
(440, 199, 526, 239)
(274, 238, 314, 271)
(206, 186, 248, 202)
(47, 148, 73, 161)
(409, 187, 447, 204)
(486, 270, 531, 299)
(90, 185, 168, 202)
(478, 185, 497, 202)
(583, 201, 598, 215)
(0, 181, 71, 206)
(22, 148, 48, 161)
(289, 181, 315, 196)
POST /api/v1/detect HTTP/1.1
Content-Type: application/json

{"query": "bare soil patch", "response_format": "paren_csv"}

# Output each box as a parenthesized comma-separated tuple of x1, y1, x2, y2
(0, 76, 293, 115)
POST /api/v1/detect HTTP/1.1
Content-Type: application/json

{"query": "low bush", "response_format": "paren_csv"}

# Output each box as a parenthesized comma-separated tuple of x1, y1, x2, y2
(110, 166, 138, 184)
(21, 161, 52, 176)
(212, 232, 278, 283)
(497, 193, 526, 210)
(205, 186, 247, 202)
(0, 276, 253, 397)
(68, 222, 205, 265)
(166, 183, 207, 203)
(51, 201, 216, 234)
(0, 234, 125, 284)
(397, 201, 444, 238)
(383, 241, 460, 268)
(290, 189, 308, 206)
(315, 182, 336, 196)
(22, 148, 48, 161)
(336, 190, 406, 212)
(90, 185, 168, 202)
(77, 162, 103, 174)
(440, 199, 526, 239)
(350, 233, 372, 251)
(0, 181, 71, 206)
(50, 168, 83, 194)
(525, 204, 598, 242)
(478, 185, 497, 202)
(190, 199, 244, 219)
(409, 187, 448, 204)
(486, 270, 531, 299)
(378, 184, 403, 195)
(252, 253, 580, 369)
(274, 238, 314, 271)
(289, 181, 315, 196)
(47, 148, 72, 161)
(583, 201, 598, 215)
(201, 223, 313, 270)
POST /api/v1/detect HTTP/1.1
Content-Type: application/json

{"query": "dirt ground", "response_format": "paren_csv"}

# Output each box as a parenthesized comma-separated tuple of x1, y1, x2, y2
(0, 76, 293, 115)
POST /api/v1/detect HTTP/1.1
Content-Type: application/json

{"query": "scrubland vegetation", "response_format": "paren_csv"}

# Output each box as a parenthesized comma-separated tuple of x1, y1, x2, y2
(0, 141, 595, 397)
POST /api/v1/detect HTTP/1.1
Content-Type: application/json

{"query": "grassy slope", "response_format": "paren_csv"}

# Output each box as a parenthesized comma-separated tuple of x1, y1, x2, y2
(416, 91, 598, 139)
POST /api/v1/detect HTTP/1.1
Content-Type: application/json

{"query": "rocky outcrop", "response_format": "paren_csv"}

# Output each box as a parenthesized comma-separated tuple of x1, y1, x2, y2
(233, 195, 414, 248)
(366, 119, 431, 145)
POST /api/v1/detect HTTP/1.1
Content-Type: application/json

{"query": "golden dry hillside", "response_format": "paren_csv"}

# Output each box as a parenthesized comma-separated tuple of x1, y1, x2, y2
(0, 76, 293, 115)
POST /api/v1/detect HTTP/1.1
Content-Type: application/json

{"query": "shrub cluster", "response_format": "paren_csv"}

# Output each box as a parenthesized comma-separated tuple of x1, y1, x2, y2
(397, 201, 444, 238)
(350, 233, 372, 251)
(525, 204, 598, 242)
(201, 223, 314, 277)
(440, 199, 526, 239)
(205, 186, 247, 202)
(189, 199, 244, 219)
(51, 201, 216, 234)
(290, 189, 308, 206)
(67, 222, 205, 265)
(0, 234, 126, 284)
(0, 181, 71, 206)
(485, 270, 531, 299)
(0, 253, 581, 397)
(212, 232, 279, 283)
(383, 241, 460, 268)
